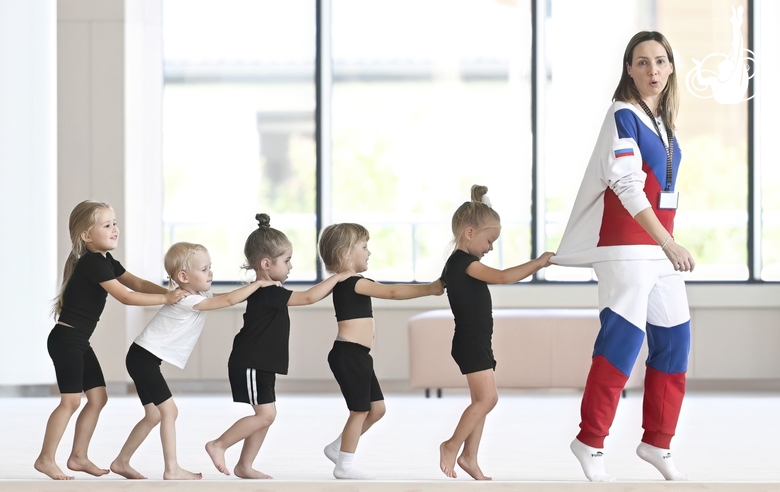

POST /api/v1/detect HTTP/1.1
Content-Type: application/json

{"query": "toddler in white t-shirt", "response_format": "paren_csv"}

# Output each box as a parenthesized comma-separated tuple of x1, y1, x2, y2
(109, 242, 278, 480)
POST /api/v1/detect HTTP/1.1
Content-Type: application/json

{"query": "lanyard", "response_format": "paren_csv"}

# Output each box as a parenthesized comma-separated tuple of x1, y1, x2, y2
(637, 100, 674, 192)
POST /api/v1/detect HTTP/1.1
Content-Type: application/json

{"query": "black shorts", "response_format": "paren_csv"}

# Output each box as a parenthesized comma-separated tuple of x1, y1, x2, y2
(229, 367, 276, 405)
(47, 324, 106, 394)
(126, 343, 172, 406)
(328, 340, 384, 412)
(451, 333, 497, 375)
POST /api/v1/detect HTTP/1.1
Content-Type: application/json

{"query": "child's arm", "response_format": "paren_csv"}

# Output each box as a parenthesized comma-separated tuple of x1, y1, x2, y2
(466, 251, 555, 284)
(287, 271, 354, 307)
(354, 278, 444, 300)
(192, 280, 281, 312)
(117, 271, 169, 295)
(100, 278, 185, 306)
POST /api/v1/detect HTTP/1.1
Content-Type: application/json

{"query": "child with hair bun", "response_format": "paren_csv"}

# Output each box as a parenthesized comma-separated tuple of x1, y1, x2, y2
(206, 213, 352, 479)
(318, 222, 444, 480)
(438, 185, 554, 480)
(35, 200, 187, 481)
(110, 242, 279, 480)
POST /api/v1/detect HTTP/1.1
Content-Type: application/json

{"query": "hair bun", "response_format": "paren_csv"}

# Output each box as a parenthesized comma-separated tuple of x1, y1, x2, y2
(470, 184, 489, 202)
(256, 213, 271, 229)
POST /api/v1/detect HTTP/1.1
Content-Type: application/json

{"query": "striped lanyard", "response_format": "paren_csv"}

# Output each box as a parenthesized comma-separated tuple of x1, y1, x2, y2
(637, 100, 674, 192)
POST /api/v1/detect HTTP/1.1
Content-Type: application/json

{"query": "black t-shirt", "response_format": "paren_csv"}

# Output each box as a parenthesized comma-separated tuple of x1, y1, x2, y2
(58, 251, 126, 337)
(228, 285, 293, 374)
(332, 276, 373, 321)
(441, 249, 493, 342)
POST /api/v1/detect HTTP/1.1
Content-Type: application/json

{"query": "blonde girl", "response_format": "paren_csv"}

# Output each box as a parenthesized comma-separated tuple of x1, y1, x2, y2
(205, 213, 352, 479)
(438, 185, 554, 480)
(110, 242, 279, 480)
(34, 200, 187, 480)
(318, 223, 444, 480)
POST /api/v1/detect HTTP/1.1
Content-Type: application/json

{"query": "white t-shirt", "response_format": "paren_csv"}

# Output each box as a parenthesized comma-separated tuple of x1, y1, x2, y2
(133, 291, 212, 369)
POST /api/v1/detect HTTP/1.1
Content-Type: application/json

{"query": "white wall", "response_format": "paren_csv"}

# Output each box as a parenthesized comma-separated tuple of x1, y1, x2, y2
(57, 0, 163, 383)
(0, 0, 58, 385)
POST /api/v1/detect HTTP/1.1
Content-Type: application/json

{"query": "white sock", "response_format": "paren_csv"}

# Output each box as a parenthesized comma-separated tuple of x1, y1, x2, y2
(636, 442, 688, 480)
(570, 438, 615, 482)
(333, 451, 372, 480)
(324, 434, 341, 464)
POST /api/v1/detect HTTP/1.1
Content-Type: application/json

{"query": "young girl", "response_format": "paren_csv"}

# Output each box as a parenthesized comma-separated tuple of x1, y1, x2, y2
(205, 214, 352, 479)
(318, 223, 444, 480)
(438, 185, 554, 480)
(110, 242, 280, 480)
(34, 200, 187, 481)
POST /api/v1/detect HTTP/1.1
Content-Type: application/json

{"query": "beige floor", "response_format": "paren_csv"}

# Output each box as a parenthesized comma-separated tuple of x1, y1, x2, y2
(2, 389, 780, 491)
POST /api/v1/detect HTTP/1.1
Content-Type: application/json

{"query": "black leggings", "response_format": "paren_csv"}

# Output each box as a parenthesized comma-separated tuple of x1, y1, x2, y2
(47, 324, 105, 394)
(327, 340, 384, 412)
(126, 343, 172, 406)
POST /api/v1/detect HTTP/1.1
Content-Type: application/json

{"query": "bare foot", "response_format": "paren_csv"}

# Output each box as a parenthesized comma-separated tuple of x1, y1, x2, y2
(457, 454, 492, 480)
(34, 457, 74, 480)
(439, 442, 458, 478)
(234, 463, 272, 479)
(109, 458, 147, 479)
(67, 456, 109, 477)
(205, 440, 230, 475)
(163, 466, 202, 480)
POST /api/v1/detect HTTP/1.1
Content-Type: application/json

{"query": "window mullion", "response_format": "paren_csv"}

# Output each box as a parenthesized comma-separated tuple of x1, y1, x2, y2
(315, 0, 333, 281)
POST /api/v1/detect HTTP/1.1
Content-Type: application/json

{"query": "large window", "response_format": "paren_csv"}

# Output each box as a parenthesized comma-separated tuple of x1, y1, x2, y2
(330, 0, 532, 281)
(162, 0, 777, 283)
(163, 0, 317, 281)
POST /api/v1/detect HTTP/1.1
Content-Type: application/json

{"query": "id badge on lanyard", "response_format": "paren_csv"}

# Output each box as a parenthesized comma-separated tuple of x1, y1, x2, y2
(659, 190, 679, 210)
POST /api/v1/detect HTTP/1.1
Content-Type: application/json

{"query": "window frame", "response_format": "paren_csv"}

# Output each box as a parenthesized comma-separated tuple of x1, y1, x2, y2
(165, 0, 770, 285)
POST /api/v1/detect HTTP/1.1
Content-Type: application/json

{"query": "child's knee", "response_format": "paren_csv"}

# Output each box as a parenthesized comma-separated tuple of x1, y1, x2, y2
(369, 402, 386, 421)
(250, 414, 273, 430)
(487, 392, 499, 409)
(253, 407, 276, 428)
(159, 399, 178, 422)
(59, 395, 81, 413)
(144, 411, 162, 426)
(86, 390, 108, 409)
(477, 392, 498, 411)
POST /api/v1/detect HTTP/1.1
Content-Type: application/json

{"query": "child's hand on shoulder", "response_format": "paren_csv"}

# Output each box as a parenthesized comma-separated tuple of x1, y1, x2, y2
(537, 251, 555, 268)
(164, 288, 188, 305)
(256, 279, 282, 287)
(336, 271, 356, 282)
(430, 278, 445, 296)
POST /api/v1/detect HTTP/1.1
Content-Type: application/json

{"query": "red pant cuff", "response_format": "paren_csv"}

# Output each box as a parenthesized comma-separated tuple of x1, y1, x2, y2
(576, 431, 605, 449)
(642, 431, 673, 449)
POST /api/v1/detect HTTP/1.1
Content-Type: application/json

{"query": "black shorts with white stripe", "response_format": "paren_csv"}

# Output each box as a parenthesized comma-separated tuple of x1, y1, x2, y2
(228, 367, 276, 405)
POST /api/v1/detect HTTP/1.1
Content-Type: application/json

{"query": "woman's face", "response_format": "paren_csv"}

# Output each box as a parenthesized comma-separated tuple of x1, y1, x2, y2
(627, 40, 673, 102)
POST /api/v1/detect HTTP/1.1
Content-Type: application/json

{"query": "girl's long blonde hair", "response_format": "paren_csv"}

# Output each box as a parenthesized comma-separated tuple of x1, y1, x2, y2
(318, 223, 369, 273)
(164, 242, 207, 289)
(53, 200, 112, 317)
(451, 184, 501, 249)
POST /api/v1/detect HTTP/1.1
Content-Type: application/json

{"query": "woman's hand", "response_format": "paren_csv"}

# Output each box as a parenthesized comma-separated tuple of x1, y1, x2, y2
(663, 239, 695, 272)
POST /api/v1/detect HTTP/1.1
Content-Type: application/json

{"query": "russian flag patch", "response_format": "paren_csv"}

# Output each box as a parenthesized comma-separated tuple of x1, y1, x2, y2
(614, 148, 634, 158)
